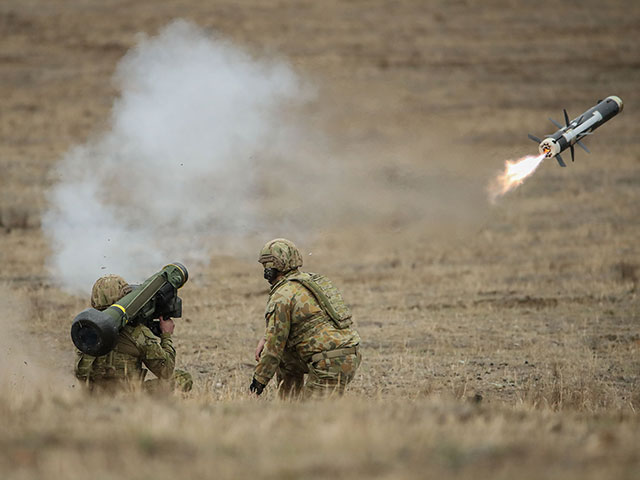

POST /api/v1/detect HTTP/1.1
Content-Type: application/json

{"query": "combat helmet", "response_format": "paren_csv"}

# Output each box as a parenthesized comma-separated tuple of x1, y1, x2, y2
(90, 274, 132, 311)
(259, 238, 303, 273)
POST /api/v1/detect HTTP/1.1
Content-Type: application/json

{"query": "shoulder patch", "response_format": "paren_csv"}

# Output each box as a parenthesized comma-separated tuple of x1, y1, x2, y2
(127, 324, 158, 345)
(124, 324, 146, 346)
(140, 325, 159, 340)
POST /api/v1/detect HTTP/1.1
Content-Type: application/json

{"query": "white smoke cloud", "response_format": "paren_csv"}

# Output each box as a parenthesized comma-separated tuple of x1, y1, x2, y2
(43, 20, 315, 292)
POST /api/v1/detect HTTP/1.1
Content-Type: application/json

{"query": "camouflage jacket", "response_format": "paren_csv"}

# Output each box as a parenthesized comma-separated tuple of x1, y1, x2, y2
(75, 323, 175, 385)
(254, 270, 361, 386)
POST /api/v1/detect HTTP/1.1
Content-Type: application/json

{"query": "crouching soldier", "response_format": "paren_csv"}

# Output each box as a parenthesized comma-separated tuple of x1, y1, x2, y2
(250, 238, 361, 399)
(75, 274, 193, 393)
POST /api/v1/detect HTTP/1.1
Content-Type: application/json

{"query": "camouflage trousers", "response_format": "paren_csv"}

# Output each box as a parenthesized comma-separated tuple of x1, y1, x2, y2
(84, 369, 193, 394)
(144, 369, 193, 393)
(277, 348, 361, 399)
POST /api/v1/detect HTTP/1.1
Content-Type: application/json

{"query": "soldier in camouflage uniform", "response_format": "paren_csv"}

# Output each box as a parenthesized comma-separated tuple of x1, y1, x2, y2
(250, 238, 361, 399)
(75, 274, 193, 393)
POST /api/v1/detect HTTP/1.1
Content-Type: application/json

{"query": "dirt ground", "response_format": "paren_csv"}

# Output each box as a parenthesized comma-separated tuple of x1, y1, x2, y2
(1, 1, 639, 479)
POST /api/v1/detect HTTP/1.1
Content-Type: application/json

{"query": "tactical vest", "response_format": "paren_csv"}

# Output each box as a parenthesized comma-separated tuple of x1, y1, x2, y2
(287, 272, 353, 329)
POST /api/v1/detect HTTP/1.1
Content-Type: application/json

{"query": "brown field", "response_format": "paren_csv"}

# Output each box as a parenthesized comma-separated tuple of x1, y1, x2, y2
(1, 1, 639, 479)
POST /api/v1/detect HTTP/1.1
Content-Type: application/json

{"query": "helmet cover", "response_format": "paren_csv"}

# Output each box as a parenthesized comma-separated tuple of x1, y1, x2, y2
(90, 274, 132, 311)
(258, 238, 303, 273)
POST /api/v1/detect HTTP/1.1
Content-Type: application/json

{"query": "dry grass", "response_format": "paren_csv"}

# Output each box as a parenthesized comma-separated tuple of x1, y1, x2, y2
(2, 391, 640, 480)
(1, 0, 640, 478)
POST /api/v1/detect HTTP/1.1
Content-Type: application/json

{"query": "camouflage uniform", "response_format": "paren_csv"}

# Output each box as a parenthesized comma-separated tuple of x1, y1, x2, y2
(253, 239, 361, 398)
(75, 275, 192, 393)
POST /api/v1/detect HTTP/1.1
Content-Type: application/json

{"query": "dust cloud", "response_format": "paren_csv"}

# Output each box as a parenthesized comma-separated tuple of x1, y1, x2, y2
(0, 285, 72, 401)
(43, 19, 488, 294)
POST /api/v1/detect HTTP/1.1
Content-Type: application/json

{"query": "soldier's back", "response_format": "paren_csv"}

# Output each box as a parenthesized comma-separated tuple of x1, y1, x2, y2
(272, 277, 360, 360)
(75, 324, 147, 384)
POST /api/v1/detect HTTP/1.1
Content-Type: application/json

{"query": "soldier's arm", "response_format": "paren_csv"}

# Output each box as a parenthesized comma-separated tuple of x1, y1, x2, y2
(75, 351, 96, 381)
(139, 328, 176, 380)
(253, 297, 291, 386)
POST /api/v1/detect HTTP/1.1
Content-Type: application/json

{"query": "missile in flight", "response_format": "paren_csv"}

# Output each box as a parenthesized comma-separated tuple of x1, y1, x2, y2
(528, 95, 623, 167)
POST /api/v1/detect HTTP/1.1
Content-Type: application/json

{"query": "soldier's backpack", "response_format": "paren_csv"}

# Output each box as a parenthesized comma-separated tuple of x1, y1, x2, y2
(287, 272, 353, 329)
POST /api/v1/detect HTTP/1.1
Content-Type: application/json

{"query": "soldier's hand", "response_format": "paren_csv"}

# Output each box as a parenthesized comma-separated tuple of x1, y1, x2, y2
(158, 316, 175, 335)
(249, 377, 266, 396)
(255, 337, 266, 362)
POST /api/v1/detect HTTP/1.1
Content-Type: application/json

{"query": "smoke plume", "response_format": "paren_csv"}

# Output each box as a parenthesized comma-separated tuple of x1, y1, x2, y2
(43, 20, 314, 292)
(43, 19, 492, 293)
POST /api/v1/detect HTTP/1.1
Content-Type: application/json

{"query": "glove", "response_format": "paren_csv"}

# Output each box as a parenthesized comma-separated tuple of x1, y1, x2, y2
(249, 377, 266, 395)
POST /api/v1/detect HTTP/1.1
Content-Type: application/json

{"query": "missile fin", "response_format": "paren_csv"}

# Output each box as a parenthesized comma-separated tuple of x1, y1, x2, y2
(528, 134, 542, 143)
(563, 109, 570, 127)
(576, 140, 590, 153)
(549, 117, 563, 129)
(570, 145, 575, 162)
(555, 154, 566, 167)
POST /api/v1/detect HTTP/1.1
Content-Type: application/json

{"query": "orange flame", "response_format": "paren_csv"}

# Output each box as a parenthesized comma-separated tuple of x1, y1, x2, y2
(488, 153, 545, 203)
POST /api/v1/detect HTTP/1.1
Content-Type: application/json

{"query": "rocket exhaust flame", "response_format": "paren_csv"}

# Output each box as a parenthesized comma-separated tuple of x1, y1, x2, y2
(488, 153, 545, 203)
(487, 96, 623, 203)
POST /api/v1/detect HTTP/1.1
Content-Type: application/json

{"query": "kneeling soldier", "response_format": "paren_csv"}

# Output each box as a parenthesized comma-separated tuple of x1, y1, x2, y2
(75, 274, 193, 393)
(250, 238, 361, 398)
